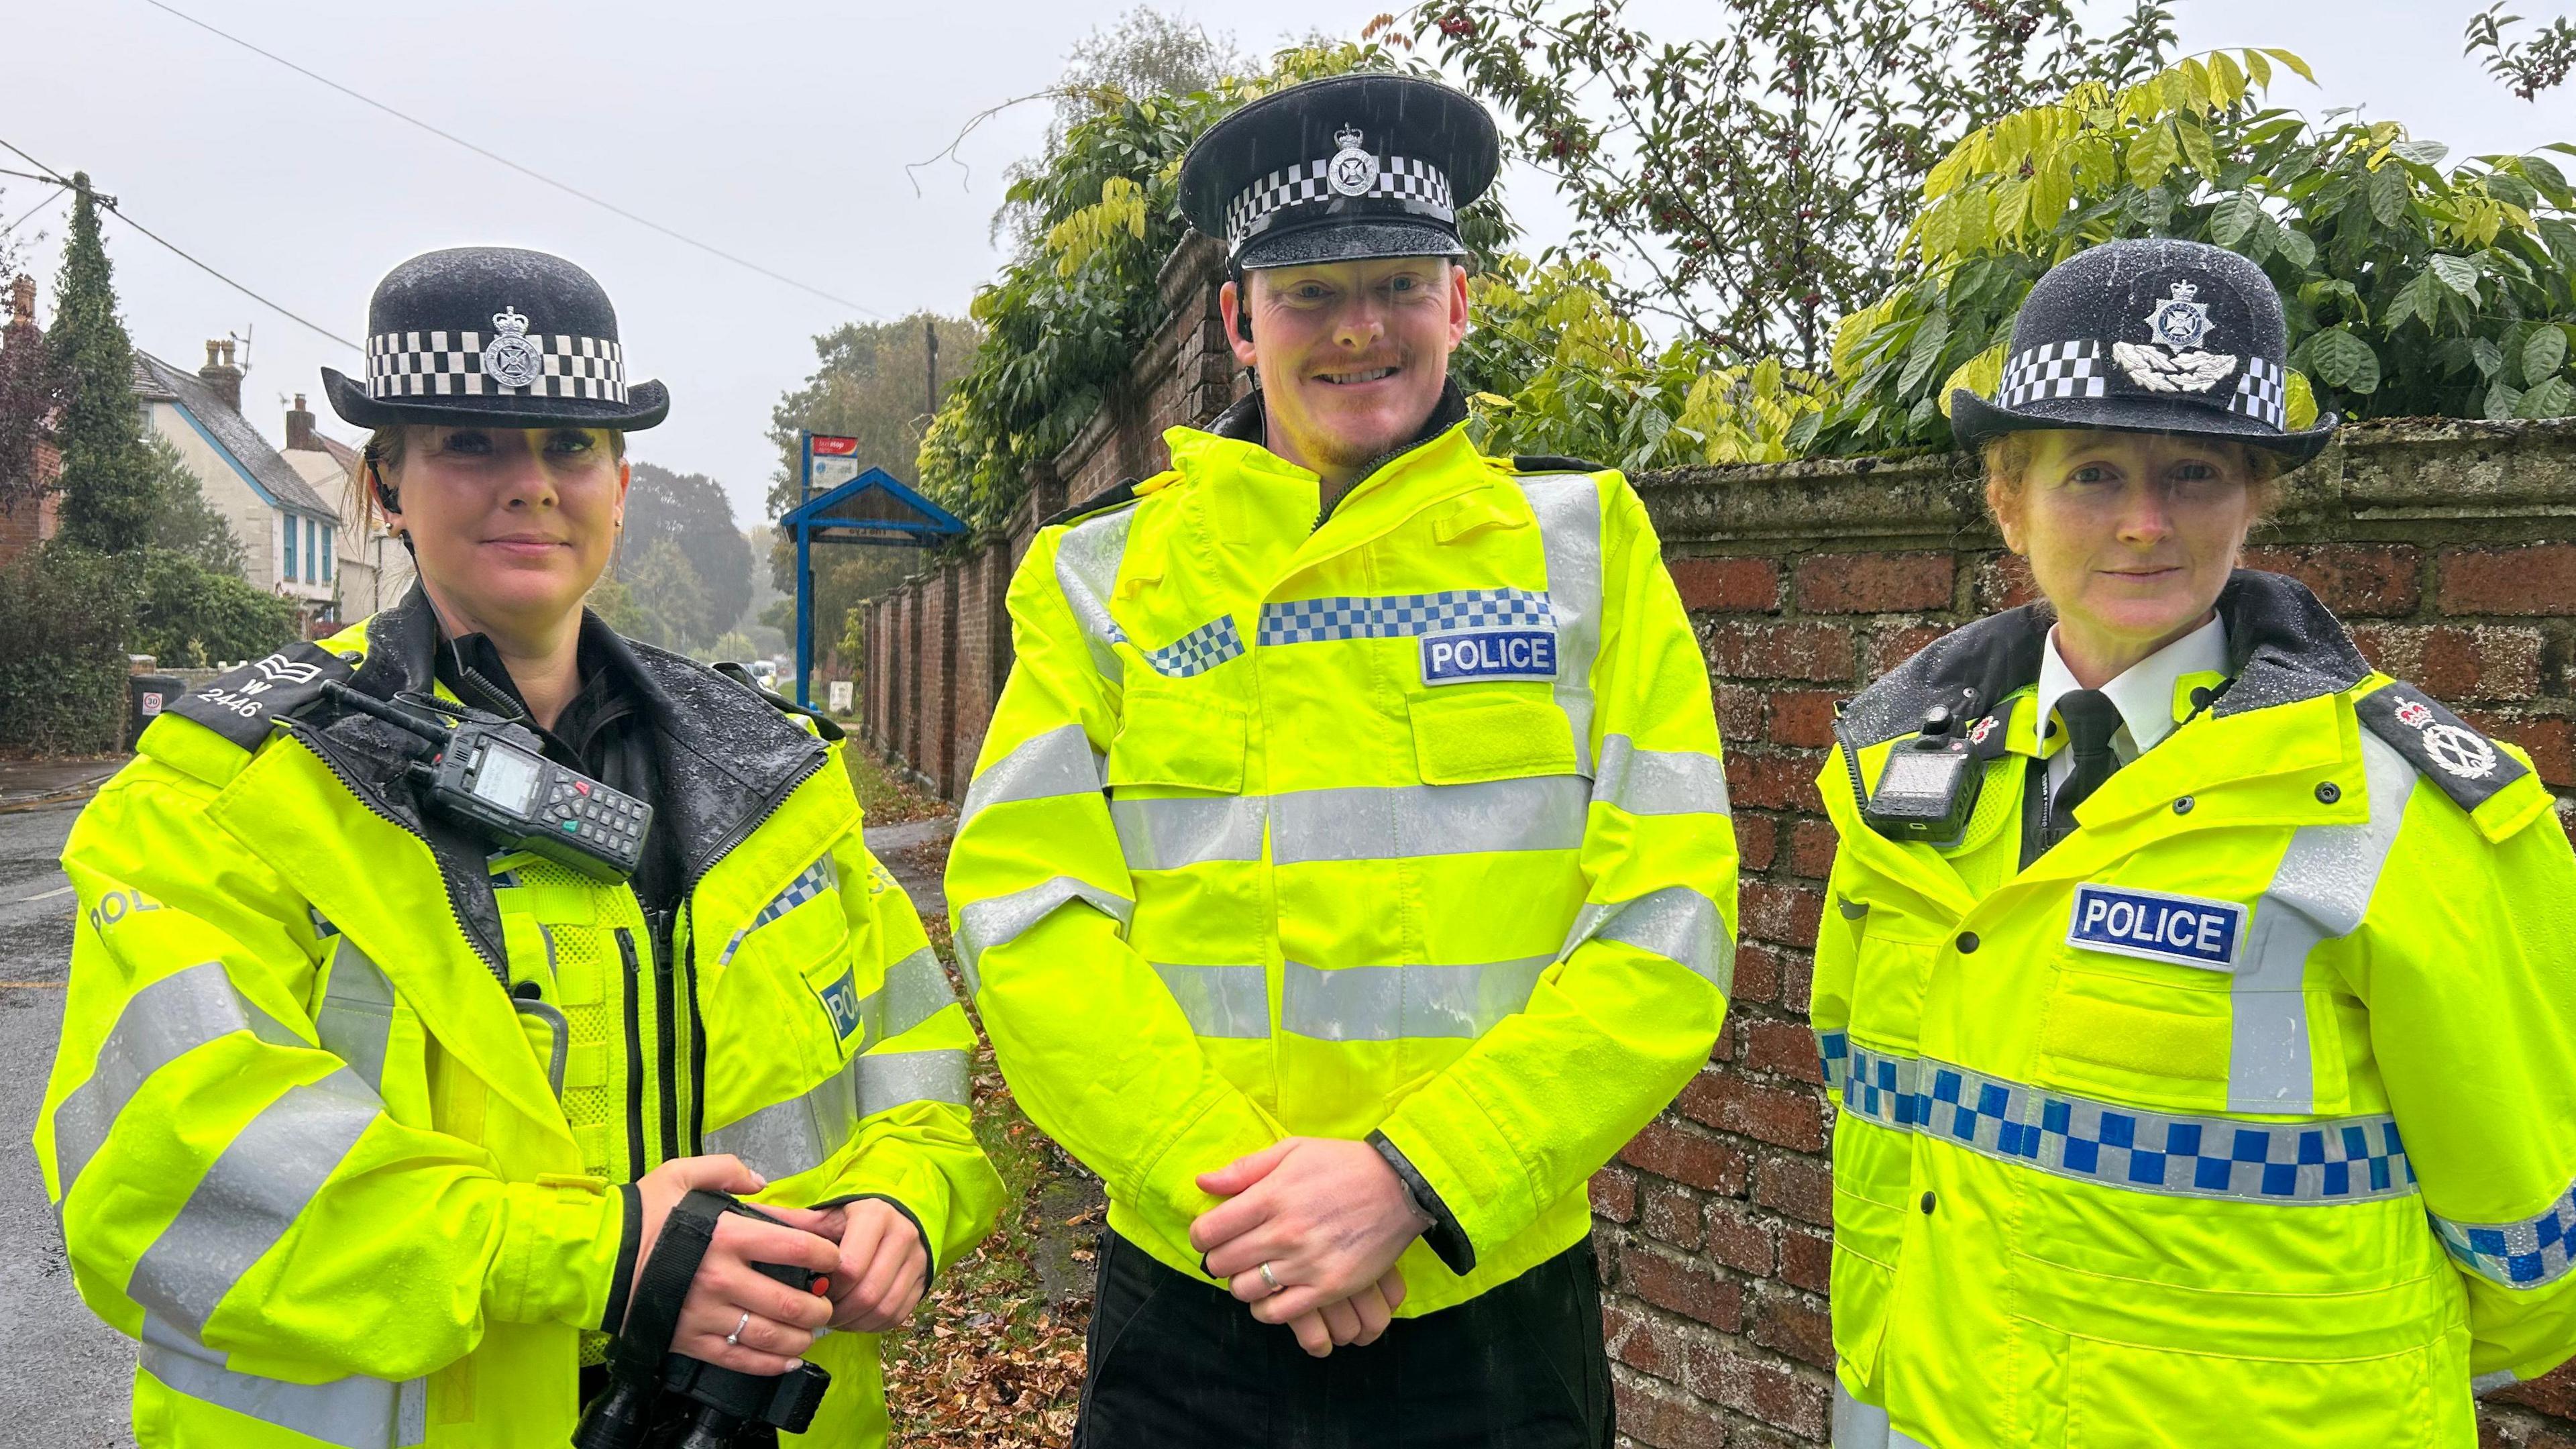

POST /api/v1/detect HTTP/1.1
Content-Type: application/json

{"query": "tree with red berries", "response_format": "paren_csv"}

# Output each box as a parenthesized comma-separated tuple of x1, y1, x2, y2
(1403, 0, 2176, 366)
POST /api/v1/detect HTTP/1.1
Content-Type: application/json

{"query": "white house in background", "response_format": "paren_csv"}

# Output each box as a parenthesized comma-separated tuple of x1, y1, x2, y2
(280, 391, 411, 619)
(133, 341, 342, 629)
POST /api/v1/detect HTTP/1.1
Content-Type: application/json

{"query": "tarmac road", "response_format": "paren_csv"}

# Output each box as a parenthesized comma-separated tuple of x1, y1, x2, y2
(0, 800, 135, 1448)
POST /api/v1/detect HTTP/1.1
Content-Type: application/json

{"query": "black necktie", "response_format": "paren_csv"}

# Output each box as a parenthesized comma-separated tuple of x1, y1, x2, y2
(2047, 689, 2125, 848)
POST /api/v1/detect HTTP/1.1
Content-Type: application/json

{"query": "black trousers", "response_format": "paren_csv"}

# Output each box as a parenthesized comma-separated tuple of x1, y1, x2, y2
(1074, 1230, 1614, 1449)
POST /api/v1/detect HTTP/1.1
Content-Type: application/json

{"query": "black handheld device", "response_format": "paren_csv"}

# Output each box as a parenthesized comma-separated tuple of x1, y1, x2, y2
(574, 1193, 836, 1449)
(321, 681, 651, 882)
(1859, 703, 1985, 845)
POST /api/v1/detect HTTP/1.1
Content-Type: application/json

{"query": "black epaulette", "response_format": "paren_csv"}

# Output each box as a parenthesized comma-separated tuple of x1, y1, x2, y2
(2353, 681, 2528, 813)
(164, 643, 360, 751)
(1041, 478, 1144, 531)
(1511, 454, 1610, 475)
(710, 661, 845, 741)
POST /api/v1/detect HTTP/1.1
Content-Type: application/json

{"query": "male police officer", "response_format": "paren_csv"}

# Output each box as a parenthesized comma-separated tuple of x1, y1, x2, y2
(945, 72, 1738, 1445)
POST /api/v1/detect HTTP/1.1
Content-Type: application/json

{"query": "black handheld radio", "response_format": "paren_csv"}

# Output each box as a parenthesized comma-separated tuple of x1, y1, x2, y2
(321, 681, 651, 882)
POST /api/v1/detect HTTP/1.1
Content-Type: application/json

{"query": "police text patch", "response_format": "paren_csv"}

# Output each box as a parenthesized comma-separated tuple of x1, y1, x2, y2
(1421, 629, 1557, 685)
(818, 969, 865, 1040)
(2067, 883, 2245, 972)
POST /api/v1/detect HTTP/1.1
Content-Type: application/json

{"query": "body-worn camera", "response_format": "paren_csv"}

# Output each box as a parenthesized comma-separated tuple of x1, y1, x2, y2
(323, 682, 649, 881)
(1859, 704, 1986, 846)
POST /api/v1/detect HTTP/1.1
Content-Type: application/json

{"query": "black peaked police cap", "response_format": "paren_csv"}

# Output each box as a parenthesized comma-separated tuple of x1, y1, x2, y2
(323, 246, 669, 432)
(1951, 237, 2336, 462)
(1179, 72, 1500, 272)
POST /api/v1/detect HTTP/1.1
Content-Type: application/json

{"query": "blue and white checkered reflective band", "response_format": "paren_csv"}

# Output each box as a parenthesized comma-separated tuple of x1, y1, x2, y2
(2432, 1177, 2576, 1289)
(1258, 588, 1553, 646)
(1839, 1042, 2416, 1205)
(1224, 155, 1455, 245)
(1098, 616, 1246, 679)
(718, 856, 836, 967)
(1817, 1028, 1851, 1094)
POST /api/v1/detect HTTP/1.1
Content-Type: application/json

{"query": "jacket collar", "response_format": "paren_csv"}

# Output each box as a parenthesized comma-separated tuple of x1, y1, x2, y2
(1838, 569, 2369, 753)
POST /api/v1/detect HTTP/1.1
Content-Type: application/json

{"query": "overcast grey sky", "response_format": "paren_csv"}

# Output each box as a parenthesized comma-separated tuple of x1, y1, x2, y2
(7, 1, 2567, 525)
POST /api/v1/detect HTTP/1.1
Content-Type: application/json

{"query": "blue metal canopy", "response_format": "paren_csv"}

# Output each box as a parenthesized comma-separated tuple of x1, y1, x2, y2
(782, 443, 968, 707)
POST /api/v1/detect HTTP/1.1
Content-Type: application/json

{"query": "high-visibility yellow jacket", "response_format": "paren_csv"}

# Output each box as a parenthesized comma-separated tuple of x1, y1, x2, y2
(945, 390, 1736, 1314)
(36, 589, 1002, 1449)
(1815, 571, 2576, 1449)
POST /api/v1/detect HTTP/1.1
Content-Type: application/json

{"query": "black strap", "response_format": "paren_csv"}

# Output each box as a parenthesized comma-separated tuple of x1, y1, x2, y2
(607, 1188, 732, 1379)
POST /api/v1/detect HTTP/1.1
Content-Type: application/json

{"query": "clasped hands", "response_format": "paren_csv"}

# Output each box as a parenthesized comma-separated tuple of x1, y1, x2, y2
(625, 1156, 932, 1377)
(1188, 1136, 1434, 1358)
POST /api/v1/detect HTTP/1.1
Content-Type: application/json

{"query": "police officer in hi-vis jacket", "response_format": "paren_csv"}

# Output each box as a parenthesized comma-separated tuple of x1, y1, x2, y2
(945, 72, 1737, 1446)
(1817, 237, 2576, 1448)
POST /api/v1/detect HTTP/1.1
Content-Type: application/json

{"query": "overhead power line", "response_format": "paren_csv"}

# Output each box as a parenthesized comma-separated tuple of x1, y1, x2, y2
(143, 0, 892, 321)
(0, 136, 361, 352)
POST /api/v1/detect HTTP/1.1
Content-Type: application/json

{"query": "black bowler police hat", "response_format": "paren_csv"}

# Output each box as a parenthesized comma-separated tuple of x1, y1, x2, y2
(322, 247, 668, 431)
(1179, 72, 1500, 271)
(1951, 237, 2336, 462)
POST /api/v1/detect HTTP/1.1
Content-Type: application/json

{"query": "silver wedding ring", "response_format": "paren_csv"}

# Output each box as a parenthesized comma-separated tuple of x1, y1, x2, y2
(724, 1311, 750, 1347)
(1257, 1261, 1282, 1295)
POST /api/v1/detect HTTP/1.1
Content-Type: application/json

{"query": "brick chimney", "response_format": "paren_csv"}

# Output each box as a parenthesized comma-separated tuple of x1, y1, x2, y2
(200, 338, 243, 414)
(7, 276, 31, 328)
(285, 392, 317, 452)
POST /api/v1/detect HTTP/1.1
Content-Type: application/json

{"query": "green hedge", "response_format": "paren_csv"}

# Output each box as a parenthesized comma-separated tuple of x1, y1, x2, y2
(0, 547, 139, 753)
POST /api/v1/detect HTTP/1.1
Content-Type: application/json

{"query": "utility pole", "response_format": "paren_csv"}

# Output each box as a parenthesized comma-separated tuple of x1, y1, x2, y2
(924, 316, 938, 424)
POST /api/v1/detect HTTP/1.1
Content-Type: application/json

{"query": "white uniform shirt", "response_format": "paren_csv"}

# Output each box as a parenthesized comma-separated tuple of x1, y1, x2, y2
(2033, 614, 2231, 794)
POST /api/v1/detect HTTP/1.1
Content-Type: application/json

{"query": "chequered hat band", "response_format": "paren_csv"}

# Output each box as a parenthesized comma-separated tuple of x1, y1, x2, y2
(365, 330, 628, 402)
(1224, 154, 1454, 244)
(1998, 339, 2292, 431)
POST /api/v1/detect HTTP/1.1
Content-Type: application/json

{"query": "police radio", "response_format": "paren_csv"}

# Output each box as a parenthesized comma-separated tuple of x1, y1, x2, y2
(1858, 702, 1985, 846)
(321, 681, 651, 882)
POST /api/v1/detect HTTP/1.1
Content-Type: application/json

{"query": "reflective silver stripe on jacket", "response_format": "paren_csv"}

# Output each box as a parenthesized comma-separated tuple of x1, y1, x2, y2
(1054, 507, 1137, 686)
(1593, 735, 1731, 817)
(1269, 776, 1590, 864)
(315, 938, 396, 1095)
(2432, 1175, 2576, 1290)
(52, 961, 306, 1199)
(140, 1312, 424, 1448)
(2232, 732, 2413, 1114)
(127, 1067, 382, 1340)
(1837, 1042, 2416, 1205)
(857, 1049, 971, 1116)
(1832, 1381, 1935, 1449)
(1513, 473, 1603, 774)
(963, 724, 1106, 828)
(1563, 886, 1733, 991)
(1113, 794, 1267, 870)
(955, 875, 1136, 994)
(706, 953, 967, 1179)
(1281, 956, 1554, 1040)
(1151, 963, 1271, 1038)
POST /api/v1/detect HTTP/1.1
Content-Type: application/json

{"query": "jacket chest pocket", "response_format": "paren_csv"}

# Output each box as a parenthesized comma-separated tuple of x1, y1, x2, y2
(1107, 686, 1254, 877)
(2038, 882, 2261, 1114)
(718, 853, 868, 1065)
(1405, 690, 1579, 785)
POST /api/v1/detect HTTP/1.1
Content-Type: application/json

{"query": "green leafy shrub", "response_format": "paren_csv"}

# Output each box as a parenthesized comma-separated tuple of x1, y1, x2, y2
(0, 547, 140, 753)
(130, 549, 299, 668)
(1816, 48, 2576, 453)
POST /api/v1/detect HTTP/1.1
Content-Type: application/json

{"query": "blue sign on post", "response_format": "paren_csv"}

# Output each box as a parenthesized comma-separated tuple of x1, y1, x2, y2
(780, 435, 968, 708)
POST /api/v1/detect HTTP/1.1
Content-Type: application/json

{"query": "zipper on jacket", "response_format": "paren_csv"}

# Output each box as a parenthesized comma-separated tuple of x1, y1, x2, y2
(616, 927, 649, 1177)
(645, 907, 681, 1165)
(281, 718, 507, 984)
(683, 908, 707, 1156)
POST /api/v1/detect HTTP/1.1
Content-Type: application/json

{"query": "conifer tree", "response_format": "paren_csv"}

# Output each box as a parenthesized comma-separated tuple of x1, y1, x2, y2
(47, 174, 157, 555)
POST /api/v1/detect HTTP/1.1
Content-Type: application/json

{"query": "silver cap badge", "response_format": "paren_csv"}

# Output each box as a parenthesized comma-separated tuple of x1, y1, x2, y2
(1327, 124, 1377, 197)
(482, 305, 543, 390)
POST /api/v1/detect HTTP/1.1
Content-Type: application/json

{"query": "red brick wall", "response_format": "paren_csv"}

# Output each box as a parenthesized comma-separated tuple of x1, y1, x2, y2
(1617, 417, 2576, 1448)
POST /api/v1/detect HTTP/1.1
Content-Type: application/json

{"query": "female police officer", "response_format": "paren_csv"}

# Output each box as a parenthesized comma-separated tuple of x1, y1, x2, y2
(36, 246, 1000, 1447)
(1816, 238, 2576, 1448)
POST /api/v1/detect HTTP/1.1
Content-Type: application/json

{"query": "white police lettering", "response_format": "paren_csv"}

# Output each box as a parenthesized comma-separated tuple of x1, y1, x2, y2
(1421, 629, 1558, 686)
(2066, 882, 2246, 973)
